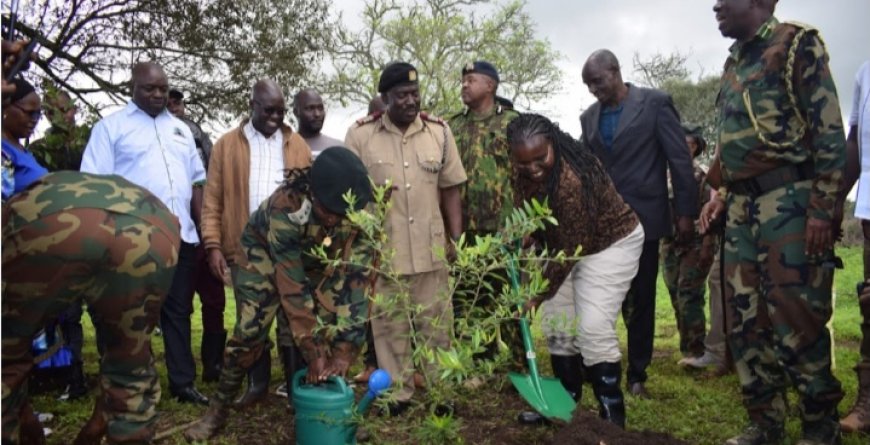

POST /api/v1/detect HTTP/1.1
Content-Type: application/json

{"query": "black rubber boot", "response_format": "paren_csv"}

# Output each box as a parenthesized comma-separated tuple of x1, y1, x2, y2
(518, 354, 583, 425)
(588, 361, 626, 428)
(235, 347, 271, 407)
(281, 343, 307, 407)
(201, 330, 227, 383)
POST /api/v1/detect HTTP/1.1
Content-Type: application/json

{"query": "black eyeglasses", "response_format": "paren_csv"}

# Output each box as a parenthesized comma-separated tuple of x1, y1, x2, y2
(253, 99, 286, 116)
(11, 103, 42, 120)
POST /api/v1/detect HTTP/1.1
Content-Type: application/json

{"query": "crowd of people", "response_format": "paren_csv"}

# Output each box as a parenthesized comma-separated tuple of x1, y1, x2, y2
(2, 0, 869, 444)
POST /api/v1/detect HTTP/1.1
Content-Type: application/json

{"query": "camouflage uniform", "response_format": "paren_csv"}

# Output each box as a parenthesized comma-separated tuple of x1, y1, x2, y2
(2, 171, 180, 444)
(660, 164, 715, 357)
(717, 17, 845, 429)
(449, 104, 522, 366)
(213, 184, 372, 404)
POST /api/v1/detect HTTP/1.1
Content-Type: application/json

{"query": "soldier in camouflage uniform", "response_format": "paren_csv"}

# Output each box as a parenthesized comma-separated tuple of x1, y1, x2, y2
(448, 61, 521, 369)
(2, 171, 181, 445)
(661, 127, 715, 360)
(184, 147, 374, 441)
(701, 1, 846, 444)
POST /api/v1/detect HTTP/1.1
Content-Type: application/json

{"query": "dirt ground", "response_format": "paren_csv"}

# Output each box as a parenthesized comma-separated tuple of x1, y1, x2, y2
(551, 408, 690, 445)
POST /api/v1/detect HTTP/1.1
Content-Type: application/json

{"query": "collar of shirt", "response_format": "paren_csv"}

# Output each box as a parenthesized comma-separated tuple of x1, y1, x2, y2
(729, 15, 780, 60)
(244, 120, 284, 146)
(378, 113, 426, 137)
(123, 101, 172, 119)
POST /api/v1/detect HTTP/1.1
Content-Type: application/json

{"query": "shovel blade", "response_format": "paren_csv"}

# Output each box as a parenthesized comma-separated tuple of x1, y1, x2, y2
(508, 372, 576, 421)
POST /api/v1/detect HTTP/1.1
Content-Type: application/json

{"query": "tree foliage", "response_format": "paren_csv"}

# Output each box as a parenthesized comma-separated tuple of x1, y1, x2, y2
(632, 51, 720, 153)
(7, 0, 336, 123)
(324, 0, 563, 117)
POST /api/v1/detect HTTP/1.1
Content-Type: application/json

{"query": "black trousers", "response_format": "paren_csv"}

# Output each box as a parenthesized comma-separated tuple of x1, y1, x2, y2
(623, 239, 660, 384)
(160, 241, 197, 389)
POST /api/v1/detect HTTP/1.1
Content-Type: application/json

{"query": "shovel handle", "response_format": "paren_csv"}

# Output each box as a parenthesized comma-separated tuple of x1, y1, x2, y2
(505, 251, 545, 395)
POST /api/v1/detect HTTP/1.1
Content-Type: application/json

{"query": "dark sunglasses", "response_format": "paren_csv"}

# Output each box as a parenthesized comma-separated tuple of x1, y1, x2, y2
(253, 99, 286, 116)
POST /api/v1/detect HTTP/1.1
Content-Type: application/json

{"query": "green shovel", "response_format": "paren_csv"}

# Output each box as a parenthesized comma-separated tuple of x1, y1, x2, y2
(505, 252, 576, 422)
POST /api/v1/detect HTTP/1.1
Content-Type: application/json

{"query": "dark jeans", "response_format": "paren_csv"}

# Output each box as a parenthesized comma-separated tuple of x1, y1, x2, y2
(190, 244, 226, 334)
(161, 241, 198, 389)
(623, 239, 660, 384)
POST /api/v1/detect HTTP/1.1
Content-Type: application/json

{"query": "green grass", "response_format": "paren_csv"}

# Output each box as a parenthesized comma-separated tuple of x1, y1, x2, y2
(29, 247, 870, 444)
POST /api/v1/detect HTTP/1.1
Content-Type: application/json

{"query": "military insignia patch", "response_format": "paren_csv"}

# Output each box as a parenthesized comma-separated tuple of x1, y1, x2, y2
(409, 70, 417, 81)
(465, 62, 475, 72)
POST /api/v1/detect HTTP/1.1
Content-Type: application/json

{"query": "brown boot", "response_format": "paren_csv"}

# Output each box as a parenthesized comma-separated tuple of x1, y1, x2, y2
(73, 397, 107, 445)
(184, 401, 229, 441)
(840, 368, 870, 433)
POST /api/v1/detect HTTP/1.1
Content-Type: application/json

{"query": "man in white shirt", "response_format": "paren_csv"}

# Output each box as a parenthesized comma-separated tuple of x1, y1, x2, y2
(80, 61, 209, 405)
(292, 88, 342, 158)
(201, 79, 312, 406)
(838, 60, 870, 434)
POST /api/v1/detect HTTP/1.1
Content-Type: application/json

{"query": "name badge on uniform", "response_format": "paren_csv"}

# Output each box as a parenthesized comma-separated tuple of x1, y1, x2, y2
(288, 198, 312, 225)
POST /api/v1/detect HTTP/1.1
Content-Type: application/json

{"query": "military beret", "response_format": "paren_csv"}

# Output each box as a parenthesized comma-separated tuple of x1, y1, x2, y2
(462, 61, 500, 83)
(168, 89, 184, 100)
(377, 62, 418, 93)
(310, 146, 373, 215)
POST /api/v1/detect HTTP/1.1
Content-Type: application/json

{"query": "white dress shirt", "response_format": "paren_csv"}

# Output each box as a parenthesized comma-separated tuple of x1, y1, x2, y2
(244, 121, 285, 214)
(80, 101, 207, 243)
(851, 61, 870, 220)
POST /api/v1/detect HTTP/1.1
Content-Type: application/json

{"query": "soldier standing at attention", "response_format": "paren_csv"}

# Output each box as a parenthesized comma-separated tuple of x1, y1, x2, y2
(345, 62, 467, 415)
(3, 171, 181, 445)
(184, 147, 374, 441)
(701, 1, 846, 444)
(448, 60, 522, 377)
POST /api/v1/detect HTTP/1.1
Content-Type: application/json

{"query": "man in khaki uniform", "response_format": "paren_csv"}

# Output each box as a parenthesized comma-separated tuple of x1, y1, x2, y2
(344, 62, 466, 414)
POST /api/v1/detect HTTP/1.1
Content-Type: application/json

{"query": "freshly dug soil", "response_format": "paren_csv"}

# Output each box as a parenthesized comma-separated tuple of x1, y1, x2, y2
(552, 408, 690, 445)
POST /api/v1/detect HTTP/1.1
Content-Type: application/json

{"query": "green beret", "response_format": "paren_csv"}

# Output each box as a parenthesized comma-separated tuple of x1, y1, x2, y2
(377, 62, 418, 93)
(310, 146, 373, 215)
(461, 60, 500, 83)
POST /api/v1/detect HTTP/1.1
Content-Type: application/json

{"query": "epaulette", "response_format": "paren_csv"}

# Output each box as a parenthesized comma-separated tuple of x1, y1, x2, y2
(355, 110, 384, 126)
(420, 112, 447, 126)
(783, 20, 817, 33)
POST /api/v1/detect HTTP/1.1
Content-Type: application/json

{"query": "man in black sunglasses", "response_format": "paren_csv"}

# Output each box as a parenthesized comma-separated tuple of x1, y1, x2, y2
(201, 79, 312, 407)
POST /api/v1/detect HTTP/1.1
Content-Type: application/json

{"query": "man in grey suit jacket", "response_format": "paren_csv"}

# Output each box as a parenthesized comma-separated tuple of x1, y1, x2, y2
(579, 49, 698, 398)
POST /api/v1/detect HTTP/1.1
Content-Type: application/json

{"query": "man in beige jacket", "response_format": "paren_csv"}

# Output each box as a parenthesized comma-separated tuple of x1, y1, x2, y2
(201, 79, 311, 405)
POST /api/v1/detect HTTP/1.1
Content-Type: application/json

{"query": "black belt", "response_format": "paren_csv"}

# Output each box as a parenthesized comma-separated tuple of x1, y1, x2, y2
(728, 160, 814, 198)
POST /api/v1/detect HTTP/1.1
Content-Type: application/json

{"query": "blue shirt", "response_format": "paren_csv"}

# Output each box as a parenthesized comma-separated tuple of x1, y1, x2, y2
(2, 139, 49, 200)
(599, 104, 624, 150)
(80, 102, 206, 243)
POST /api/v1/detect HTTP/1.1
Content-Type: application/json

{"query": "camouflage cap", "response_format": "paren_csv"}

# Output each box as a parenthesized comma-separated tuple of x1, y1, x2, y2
(310, 146, 373, 215)
(377, 62, 418, 93)
(462, 61, 500, 83)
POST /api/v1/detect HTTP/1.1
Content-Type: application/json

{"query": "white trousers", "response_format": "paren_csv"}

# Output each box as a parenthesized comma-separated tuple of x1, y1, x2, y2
(541, 224, 644, 366)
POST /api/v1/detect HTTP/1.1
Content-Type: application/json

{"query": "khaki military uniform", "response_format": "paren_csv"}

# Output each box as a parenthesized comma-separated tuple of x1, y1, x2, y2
(345, 112, 466, 401)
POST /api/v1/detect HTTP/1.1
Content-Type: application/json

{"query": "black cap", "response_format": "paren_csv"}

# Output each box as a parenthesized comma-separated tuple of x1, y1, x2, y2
(377, 62, 418, 93)
(168, 89, 184, 100)
(310, 146, 373, 215)
(461, 61, 499, 83)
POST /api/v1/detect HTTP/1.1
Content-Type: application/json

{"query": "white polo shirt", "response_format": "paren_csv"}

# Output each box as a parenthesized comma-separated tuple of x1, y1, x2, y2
(80, 101, 207, 243)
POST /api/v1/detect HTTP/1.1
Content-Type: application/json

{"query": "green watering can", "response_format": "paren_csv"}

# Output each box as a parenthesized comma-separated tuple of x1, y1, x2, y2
(293, 368, 391, 445)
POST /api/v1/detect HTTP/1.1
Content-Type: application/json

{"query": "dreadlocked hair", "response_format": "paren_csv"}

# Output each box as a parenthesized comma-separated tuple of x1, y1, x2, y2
(280, 167, 312, 196)
(506, 113, 612, 219)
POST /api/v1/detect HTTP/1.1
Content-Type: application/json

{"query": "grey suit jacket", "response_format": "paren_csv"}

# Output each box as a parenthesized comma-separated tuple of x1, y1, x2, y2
(579, 83, 698, 241)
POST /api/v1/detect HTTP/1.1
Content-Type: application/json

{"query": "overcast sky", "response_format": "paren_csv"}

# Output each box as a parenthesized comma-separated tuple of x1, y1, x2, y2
(320, 0, 870, 139)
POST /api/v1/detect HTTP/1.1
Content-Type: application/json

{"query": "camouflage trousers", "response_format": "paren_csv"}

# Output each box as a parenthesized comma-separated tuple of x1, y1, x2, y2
(2, 178, 180, 444)
(660, 235, 714, 357)
(723, 180, 843, 426)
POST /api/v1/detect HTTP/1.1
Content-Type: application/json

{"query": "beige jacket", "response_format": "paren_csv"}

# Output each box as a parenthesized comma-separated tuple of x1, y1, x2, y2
(202, 120, 312, 264)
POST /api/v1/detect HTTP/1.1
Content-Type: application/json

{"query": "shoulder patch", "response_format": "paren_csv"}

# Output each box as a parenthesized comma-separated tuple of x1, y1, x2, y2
(420, 112, 446, 126)
(355, 110, 384, 126)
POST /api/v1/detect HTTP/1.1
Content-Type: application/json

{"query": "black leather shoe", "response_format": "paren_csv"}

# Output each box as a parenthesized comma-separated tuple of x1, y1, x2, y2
(434, 401, 455, 417)
(517, 410, 550, 425)
(171, 385, 210, 405)
(628, 381, 649, 399)
(380, 401, 411, 417)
